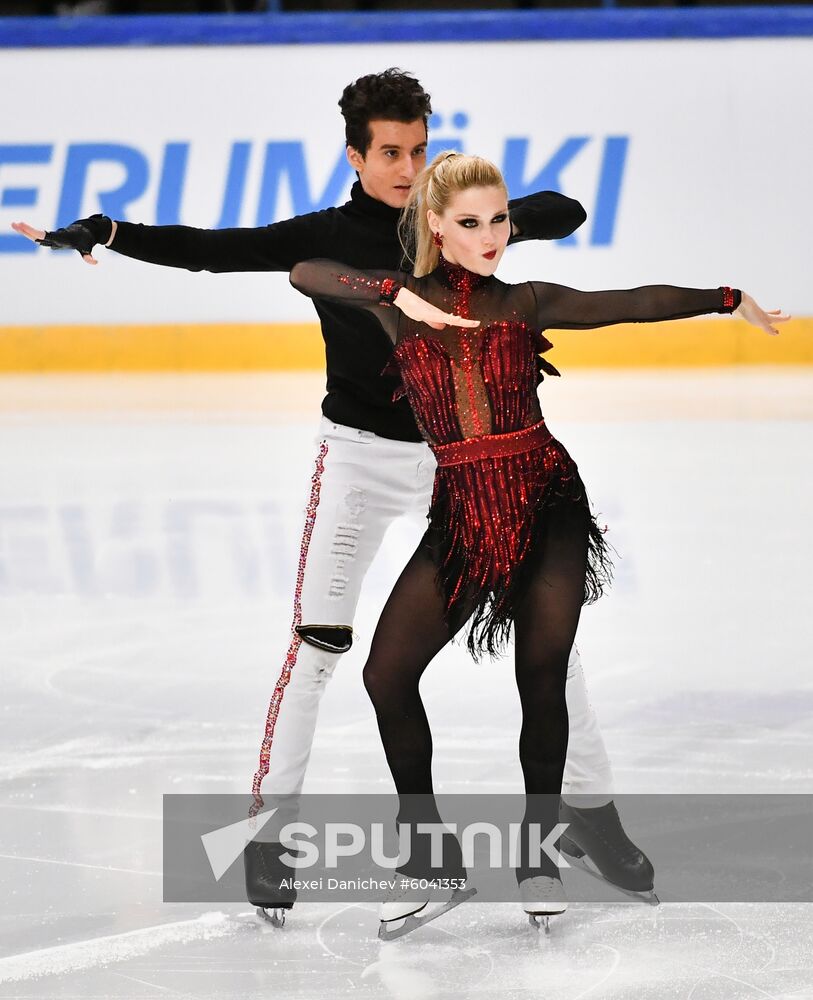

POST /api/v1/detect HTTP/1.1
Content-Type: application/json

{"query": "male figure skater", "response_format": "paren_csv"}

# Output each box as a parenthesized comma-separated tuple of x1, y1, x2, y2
(14, 68, 654, 920)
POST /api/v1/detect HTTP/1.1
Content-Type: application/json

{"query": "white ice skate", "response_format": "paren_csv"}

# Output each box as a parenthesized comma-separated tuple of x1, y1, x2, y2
(520, 875, 567, 933)
(378, 881, 477, 941)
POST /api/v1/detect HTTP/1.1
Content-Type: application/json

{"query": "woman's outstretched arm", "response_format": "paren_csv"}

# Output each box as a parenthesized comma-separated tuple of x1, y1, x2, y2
(289, 260, 480, 337)
(531, 282, 789, 336)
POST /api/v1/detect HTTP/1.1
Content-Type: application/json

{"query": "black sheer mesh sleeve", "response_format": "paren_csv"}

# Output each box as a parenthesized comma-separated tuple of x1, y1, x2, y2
(289, 259, 408, 343)
(530, 282, 741, 330)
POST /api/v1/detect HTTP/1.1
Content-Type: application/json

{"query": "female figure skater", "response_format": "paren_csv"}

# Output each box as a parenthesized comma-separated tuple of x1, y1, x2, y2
(289, 152, 786, 937)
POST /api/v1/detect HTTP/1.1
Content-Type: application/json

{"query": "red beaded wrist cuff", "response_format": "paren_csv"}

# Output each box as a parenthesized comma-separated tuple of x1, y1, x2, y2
(719, 286, 741, 313)
(379, 278, 403, 307)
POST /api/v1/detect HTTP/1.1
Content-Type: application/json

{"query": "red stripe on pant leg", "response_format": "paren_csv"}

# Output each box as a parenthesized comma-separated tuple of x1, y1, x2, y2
(251, 440, 329, 810)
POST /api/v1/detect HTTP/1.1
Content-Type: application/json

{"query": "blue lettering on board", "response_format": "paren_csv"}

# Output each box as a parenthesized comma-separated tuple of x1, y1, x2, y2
(0, 131, 628, 252)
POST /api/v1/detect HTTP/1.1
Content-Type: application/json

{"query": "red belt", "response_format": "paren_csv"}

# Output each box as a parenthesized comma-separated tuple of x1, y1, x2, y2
(432, 420, 552, 467)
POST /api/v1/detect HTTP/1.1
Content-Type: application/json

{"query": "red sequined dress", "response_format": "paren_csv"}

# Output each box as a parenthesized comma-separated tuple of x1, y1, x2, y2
(290, 256, 740, 656)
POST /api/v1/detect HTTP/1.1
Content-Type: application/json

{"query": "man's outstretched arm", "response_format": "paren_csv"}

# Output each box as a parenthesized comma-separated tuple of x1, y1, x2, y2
(12, 210, 339, 273)
(507, 191, 587, 243)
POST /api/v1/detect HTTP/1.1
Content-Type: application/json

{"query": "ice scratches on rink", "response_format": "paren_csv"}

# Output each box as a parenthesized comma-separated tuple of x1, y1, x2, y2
(1, 370, 812, 999)
(0, 912, 235, 985)
(2, 902, 811, 999)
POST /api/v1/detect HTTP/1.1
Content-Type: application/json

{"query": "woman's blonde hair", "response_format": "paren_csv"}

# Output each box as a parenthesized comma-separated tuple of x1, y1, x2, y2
(398, 151, 507, 277)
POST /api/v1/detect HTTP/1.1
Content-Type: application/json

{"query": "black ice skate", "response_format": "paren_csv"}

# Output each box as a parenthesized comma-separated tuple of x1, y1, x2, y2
(377, 881, 477, 941)
(559, 800, 659, 905)
(244, 840, 298, 927)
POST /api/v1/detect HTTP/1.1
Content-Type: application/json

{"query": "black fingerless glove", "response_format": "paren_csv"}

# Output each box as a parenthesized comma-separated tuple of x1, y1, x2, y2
(37, 214, 113, 256)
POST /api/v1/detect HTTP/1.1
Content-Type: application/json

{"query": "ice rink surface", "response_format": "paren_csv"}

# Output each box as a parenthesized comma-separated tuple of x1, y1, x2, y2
(1, 369, 812, 1000)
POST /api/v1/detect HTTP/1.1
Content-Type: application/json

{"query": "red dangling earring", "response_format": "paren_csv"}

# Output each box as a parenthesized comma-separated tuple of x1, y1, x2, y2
(432, 231, 443, 248)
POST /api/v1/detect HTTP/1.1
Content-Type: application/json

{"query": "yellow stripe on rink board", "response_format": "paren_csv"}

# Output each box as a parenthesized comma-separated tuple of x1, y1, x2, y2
(0, 318, 810, 371)
(0, 323, 324, 372)
(549, 317, 813, 367)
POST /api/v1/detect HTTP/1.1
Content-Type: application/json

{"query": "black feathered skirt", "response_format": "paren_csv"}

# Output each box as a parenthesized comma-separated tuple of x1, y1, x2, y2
(421, 419, 612, 659)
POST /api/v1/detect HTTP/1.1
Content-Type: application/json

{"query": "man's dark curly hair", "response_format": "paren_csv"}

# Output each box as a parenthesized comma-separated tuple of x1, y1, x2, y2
(339, 68, 432, 157)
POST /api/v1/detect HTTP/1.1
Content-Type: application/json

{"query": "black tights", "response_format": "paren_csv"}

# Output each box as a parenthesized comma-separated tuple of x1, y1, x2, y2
(362, 500, 590, 882)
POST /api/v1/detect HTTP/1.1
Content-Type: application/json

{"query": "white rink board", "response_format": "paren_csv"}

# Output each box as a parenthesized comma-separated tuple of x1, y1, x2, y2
(1, 37, 811, 325)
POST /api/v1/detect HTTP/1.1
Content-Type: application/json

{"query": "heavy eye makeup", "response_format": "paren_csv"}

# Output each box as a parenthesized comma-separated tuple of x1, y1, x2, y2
(456, 213, 508, 228)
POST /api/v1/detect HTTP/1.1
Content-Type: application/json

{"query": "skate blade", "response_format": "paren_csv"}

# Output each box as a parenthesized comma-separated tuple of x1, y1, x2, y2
(561, 850, 660, 906)
(528, 913, 553, 934)
(378, 887, 477, 941)
(256, 906, 290, 928)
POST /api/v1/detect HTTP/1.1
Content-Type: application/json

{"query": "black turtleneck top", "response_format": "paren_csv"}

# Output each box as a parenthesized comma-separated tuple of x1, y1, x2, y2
(110, 181, 586, 441)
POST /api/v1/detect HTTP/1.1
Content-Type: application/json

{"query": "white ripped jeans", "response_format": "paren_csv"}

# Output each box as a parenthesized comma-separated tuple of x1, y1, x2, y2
(253, 416, 614, 805)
